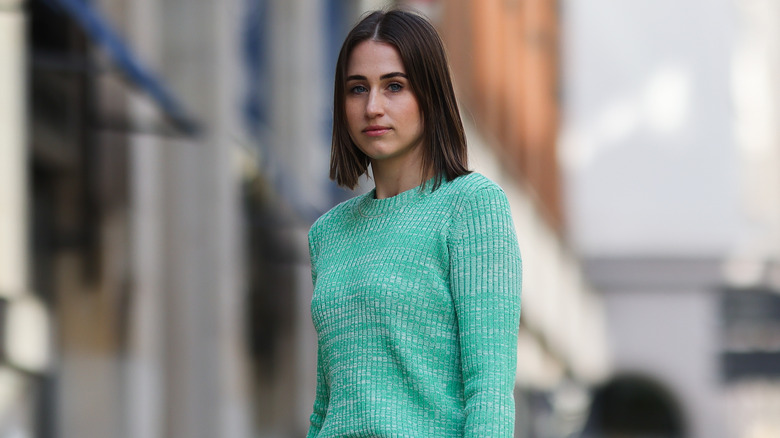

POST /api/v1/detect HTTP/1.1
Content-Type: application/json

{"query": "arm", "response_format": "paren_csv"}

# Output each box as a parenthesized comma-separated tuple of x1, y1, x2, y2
(305, 343, 329, 437)
(306, 227, 329, 437)
(449, 187, 522, 437)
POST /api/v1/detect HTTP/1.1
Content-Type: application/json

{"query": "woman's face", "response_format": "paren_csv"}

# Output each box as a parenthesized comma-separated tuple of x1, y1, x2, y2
(345, 40, 425, 166)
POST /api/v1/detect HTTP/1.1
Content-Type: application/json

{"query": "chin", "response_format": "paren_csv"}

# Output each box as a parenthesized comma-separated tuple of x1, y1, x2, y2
(361, 147, 396, 160)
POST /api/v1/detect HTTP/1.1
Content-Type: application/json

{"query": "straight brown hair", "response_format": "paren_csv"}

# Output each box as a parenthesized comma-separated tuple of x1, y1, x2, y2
(330, 9, 470, 190)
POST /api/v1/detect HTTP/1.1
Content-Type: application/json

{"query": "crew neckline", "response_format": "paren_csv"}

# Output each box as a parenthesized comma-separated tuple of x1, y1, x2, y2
(357, 177, 438, 217)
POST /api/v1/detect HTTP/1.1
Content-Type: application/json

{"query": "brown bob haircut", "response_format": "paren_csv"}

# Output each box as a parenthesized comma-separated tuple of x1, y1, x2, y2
(330, 9, 470, 190)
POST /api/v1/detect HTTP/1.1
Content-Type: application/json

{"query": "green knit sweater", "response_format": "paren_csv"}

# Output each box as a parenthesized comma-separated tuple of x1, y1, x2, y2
(307, 172, 522, 437)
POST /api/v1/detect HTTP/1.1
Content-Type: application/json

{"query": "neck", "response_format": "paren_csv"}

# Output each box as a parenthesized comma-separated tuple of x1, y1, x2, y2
(371, 153, 433, 199)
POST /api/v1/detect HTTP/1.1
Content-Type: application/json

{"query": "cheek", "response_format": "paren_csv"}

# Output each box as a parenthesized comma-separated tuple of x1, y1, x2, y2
(400, 95, 422, 123)
(345, 102, 362, 132)
(344, 104, 364, 149)
(405, 101, 423, 130)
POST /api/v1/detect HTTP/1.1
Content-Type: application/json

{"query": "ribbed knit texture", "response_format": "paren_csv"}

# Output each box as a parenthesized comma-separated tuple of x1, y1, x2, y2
(307, 172, 522, 437)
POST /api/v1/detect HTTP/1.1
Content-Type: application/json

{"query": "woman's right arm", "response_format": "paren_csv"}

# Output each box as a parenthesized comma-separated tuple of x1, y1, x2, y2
(306, 227, 328, 437)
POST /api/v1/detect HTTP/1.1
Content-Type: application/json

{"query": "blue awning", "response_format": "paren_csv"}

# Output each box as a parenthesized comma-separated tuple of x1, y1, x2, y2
(48, 0, 200, 135)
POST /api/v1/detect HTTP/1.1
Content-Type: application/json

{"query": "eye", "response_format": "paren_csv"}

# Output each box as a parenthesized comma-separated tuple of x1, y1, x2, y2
(349, 85, 368, 94)
(388, 83, 403, 92)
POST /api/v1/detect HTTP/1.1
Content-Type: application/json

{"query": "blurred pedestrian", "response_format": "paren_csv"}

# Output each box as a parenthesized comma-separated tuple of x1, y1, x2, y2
(306, 9, 522, 437)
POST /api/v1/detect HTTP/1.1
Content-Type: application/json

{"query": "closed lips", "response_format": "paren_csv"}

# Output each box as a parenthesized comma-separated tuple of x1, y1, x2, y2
(363, 126, 391, 134)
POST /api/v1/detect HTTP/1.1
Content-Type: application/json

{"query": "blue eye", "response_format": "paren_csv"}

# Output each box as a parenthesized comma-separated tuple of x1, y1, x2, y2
(350, 85, 368, 94)
(388, 83, 403, 92)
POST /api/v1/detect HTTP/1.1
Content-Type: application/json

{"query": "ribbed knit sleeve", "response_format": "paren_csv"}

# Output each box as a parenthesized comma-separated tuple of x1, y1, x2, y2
(306, 227, 329, 438)
(306, 343, 330, 437)
(448, 187, 522, 437)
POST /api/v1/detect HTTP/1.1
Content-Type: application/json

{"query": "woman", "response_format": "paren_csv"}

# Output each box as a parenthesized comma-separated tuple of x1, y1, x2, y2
(307, 9, 522, 437)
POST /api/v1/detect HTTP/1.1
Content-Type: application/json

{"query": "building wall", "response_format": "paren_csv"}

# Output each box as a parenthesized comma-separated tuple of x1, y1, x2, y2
(725, 1, 780, 437)
(0, 1, 41, 437)
(560, 1, 779, 438)
(124, 0, 339, 436)
(8, 0, 355, 436)
(439, 0, 563, 230)
(587, 258, 727, 438)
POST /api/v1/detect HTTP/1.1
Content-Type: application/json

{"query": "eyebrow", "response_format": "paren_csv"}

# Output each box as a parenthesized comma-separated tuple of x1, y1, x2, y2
(346, 72, 408, 81)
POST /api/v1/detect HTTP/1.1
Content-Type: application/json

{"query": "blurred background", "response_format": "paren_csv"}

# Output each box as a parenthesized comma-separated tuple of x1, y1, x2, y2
(1, 0, 779, 437)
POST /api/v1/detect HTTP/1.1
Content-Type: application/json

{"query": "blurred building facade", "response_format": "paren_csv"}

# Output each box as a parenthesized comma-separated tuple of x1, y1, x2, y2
(1, 0, 613, 438)
(562, 0, 780, 437)
(3, 0, 343, 436)
(725, 1, 780, 436)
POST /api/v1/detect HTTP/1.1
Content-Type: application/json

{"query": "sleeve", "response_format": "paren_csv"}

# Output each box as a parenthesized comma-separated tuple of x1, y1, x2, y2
(448, 187, 522, 437)
(308, 225, 319, 286)
(306, 226, 329, 437)
(306, 343, 330, 437)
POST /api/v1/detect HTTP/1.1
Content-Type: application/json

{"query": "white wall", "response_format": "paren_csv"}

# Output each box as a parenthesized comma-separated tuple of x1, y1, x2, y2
(0, 2, 28, 298)
(731, 0, 780, 276)
(0, 3, 39, 437)
(560, 0, 741, 257)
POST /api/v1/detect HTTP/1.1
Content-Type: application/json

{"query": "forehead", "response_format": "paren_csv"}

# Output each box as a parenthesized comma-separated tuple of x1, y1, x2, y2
(347, 40, 406, 76)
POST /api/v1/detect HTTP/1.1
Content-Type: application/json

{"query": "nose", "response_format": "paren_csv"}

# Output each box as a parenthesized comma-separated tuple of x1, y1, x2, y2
(365, 90, 384, 118)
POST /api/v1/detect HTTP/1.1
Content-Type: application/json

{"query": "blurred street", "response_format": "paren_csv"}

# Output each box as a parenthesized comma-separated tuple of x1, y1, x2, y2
(1, 0, 779, 437)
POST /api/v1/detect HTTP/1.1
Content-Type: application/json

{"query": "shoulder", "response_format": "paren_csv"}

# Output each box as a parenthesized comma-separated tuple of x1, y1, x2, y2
(439, 172, 509, 209)
(443, 173, 514, 237)
(308, 192, 366, 245)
